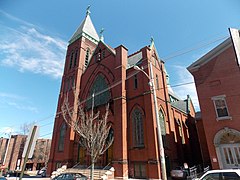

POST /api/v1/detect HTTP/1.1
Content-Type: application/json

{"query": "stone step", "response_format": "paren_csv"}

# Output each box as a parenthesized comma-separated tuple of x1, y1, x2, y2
(65, 168, 109, 179)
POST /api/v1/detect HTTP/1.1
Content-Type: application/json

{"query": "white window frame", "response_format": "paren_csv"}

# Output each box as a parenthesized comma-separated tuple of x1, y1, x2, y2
(211, 95, 231, 120)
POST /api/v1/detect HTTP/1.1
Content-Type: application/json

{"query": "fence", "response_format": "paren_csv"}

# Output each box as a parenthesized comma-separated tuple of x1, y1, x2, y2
(186, 165, 210, 179)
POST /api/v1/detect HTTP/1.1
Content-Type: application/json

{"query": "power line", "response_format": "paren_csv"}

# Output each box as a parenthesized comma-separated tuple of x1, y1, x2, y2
(39, 132, 53, 138)
(39, 122, 53, 128)
(162, 35, 228, 61)
(5, 33, 229, 136)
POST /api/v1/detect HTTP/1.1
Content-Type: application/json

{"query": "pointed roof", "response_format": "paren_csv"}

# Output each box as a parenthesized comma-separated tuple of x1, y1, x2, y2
(69, 7, 99, 44)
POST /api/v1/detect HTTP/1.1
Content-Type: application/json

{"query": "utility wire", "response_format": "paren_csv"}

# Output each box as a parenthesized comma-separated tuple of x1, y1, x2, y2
(3, 34, 229, 136)
(162, 35, 228, 61)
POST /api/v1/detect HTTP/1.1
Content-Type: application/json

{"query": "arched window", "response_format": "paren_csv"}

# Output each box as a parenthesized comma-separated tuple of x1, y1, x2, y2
(58, 123, 66, 151)
(159, 109, 166, 135)
(85, 48, 90, 67)
(156, 74, 159, 90)
(132, 108, 144, 147)
(134, 75, 138, 89)
(86, 74, 110, 109)
(97, 49, 101, 61)
(159, 109, 167, 147)
(74, 50, 78, 67)
(69, 51, 74, 69)
(106, 128, 114, 143)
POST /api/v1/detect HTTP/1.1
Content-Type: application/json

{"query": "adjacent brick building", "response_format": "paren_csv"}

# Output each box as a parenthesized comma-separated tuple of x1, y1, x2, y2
(188, 29, 240, 170)
(48, 8, 202, 179)
(0, 135, 51, 172)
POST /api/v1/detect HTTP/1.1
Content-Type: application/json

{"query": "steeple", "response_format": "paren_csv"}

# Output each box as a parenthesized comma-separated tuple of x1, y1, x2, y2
(100, 28, 104, 42)
(69, 6, 99, 44)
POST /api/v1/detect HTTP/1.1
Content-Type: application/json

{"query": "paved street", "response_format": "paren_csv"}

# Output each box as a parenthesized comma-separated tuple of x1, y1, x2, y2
(7, 177, 50, 180)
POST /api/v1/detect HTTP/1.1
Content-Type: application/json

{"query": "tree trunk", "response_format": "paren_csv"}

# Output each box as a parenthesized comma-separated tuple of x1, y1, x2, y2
(90, 159, 95, 180)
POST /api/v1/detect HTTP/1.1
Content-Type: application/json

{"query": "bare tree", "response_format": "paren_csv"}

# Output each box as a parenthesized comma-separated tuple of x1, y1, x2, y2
(32, 139, 51, 169)
(61, 92, 114, 180)
(20, 122, 35, 135)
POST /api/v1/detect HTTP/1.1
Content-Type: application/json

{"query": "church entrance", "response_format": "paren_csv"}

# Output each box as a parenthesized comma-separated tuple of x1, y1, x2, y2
(214, 128, 240, 169)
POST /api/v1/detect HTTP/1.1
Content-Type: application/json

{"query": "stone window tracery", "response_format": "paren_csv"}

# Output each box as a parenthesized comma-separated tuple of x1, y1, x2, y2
(86, 74, 110, 109)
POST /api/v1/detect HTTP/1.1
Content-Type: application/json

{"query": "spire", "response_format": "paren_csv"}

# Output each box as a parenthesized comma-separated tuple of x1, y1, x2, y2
(86, 5, 91, 16)
(100, 28, 104, 42)
(69, 6, 99, 44)
(150, 36, 154, 49)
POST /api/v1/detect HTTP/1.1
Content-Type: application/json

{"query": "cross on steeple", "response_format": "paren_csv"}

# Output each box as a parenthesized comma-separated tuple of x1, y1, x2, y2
(86, 5, 91, 16)
(150, 36, 154, 44)
(100, 28, 104, 41)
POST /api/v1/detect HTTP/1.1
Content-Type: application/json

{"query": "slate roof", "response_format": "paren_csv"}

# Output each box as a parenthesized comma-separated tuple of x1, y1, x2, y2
(69, 11, 99, 44)
(171, 100, 188, 113)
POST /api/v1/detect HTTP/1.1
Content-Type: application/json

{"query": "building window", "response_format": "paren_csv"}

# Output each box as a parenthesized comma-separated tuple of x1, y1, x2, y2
(64, 78, 70, 92)
(69, 51, 74, 69)
(58, 123, 66, 151)
(211, 95, 230, 119)
(67, 78, 71, 91)
(156, 74, 159, 90)
(159, 109, 166, 135)
(56, 163, 62, 169)
(132, 108, 144, 147)
(159, 109, 167, 147)
(134, 75, 138, 89)
(74, 50, 78, 67)
(85, 48, 90, 67)
(94, 53, 97, 62)
(86, 74, 111, 109)
(102, 50, 105, 59)
(71, 76, 75, 89)
(134, 163, 146, 178)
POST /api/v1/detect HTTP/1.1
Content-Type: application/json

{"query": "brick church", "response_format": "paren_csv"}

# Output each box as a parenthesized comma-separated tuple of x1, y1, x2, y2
(47, 8, 202, 179)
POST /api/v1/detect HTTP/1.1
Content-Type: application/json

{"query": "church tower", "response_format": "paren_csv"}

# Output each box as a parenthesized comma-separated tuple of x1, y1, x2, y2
(47, 6, 99, 174)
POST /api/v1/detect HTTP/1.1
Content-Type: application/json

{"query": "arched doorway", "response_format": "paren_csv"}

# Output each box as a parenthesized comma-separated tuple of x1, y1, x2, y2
(214, 128, 240, 169)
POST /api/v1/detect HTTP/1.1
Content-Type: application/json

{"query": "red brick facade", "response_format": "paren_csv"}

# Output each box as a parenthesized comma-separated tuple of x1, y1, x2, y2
(0, 135, 51, 172)
(188, 33, 240, 170)
(48, 11, 202, 179)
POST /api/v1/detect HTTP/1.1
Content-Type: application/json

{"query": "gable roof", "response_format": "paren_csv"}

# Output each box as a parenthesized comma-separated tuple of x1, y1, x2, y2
(187, 38, 231, 73)
(69, 11, 99, 44)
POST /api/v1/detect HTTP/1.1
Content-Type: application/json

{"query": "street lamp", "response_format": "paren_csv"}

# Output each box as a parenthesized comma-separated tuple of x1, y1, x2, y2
(134, 61, 167, 180)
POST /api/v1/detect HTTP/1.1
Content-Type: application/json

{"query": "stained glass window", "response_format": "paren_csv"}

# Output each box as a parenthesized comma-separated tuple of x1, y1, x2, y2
(159, 109, 166, 135)
(86, 74, 110, 109)
(58, 123, 66, 151)
(132, 108, 144, 147)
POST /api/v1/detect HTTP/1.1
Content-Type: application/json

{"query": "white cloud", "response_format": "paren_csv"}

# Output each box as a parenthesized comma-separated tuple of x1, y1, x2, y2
(0, 92, 25, 100)
(0, 11, 67, 79)
(0, 10, 35, 27)
(0, 92, 38, 113)
(169, 65, 200, 111)
(7, 102, 38, 113)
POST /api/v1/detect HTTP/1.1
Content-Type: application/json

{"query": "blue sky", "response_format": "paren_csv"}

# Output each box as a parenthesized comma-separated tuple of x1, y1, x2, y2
(0, 0, 239, 138)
